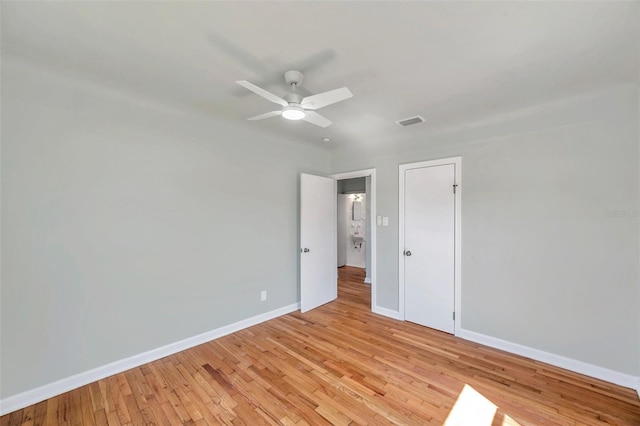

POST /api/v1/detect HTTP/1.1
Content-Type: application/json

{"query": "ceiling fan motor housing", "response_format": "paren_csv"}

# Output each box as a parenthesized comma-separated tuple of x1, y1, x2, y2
(284, 70, 304, 87)
(284, 92, 303, 104)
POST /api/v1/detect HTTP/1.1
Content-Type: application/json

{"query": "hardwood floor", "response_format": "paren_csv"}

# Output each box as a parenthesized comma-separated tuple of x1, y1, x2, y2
(3, 266, 639, 425)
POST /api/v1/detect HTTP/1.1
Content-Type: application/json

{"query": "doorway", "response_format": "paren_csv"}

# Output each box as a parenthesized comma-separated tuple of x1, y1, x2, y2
(331, 169, 377, 312)
(399, 157, 461, 334)
(337, 179, 367, 269)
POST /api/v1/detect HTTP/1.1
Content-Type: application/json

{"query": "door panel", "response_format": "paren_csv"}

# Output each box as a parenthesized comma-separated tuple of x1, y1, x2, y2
(300, 173, 337, 313)
(404, 164, 455, 333)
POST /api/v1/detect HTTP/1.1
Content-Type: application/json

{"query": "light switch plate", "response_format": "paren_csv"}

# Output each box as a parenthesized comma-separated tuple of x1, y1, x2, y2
(377, 216, 382, 226)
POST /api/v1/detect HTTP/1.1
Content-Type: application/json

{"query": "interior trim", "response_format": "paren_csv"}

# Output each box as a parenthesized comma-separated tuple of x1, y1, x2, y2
(372, 306, 403, 321)
(458, 327, 639, 392)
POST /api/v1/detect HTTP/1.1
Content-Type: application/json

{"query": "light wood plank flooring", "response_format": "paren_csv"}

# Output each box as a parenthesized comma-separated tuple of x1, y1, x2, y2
(2, 266, 639, 425)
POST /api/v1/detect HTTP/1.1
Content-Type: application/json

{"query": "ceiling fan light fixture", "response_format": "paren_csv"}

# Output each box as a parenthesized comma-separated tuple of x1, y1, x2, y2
(282, 105, 306, 120)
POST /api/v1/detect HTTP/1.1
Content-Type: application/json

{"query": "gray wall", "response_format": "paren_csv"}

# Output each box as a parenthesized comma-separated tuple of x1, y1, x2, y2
(337, 177, 365, 194)
(331, 85, 640, 376)
(0, 56, 329, 397)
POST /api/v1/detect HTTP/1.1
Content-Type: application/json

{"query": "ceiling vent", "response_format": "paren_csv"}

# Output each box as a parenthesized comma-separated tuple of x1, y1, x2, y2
(396, 115, 425, 127)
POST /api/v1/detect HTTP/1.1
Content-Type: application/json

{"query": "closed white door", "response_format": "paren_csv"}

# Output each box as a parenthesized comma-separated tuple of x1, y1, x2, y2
(300, 173, 337, 313)
(403, 163, 456, 333)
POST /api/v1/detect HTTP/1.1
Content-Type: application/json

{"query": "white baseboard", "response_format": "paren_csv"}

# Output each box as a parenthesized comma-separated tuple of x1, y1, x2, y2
(0, 302, 300, 416)
(457, 328, 639, 392)
(372, 305, 403, 321)
(364, 277, 371, 284)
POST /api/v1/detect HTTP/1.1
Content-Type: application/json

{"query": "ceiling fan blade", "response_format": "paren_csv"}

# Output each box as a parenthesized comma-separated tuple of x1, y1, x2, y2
(236, 81, 288, 106)
(300, 87, 353, 110)
(248, 111, 282, 121)
(302, 111, 333, 128)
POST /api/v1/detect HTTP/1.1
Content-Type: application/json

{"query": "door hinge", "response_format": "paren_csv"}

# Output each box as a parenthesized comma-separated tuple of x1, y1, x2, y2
(453, 184, 458, 194)
(453, 312, 455, 320)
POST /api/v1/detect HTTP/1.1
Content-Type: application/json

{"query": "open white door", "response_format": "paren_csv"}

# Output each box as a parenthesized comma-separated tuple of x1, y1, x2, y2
(300, 173, 337, 313)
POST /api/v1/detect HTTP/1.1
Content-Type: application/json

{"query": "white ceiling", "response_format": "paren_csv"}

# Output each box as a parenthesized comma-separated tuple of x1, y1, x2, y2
(2, 1, 638, 150)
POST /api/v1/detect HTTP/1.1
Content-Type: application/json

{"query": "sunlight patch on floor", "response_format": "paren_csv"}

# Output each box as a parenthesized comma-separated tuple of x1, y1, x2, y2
(444, 384, 521, 426)
(500, 414, 521, 425)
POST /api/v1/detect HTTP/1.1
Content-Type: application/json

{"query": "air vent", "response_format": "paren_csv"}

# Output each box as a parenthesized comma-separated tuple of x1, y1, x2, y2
(396, 115, 425, 127)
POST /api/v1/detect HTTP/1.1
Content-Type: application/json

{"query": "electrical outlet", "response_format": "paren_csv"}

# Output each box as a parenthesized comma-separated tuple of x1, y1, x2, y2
(260, 290, 267, 302)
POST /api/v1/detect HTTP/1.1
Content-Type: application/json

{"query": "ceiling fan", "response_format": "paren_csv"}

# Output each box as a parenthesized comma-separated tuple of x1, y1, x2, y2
(236, 70, 353, 128)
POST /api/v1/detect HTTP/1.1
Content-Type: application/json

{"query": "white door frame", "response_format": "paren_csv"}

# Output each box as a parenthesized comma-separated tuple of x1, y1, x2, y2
(399, 157, 461, 335)
(330, 168, 377, 312)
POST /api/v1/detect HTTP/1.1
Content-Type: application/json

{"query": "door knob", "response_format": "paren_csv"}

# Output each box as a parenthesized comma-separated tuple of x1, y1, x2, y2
(302, 248, 310, 253)
(404, 250, 412, 256)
